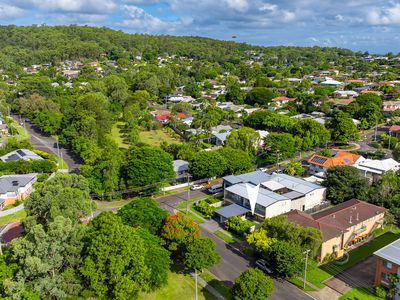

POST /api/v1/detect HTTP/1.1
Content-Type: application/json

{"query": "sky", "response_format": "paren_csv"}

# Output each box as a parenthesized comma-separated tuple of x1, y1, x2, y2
(1, 0, 400, 54)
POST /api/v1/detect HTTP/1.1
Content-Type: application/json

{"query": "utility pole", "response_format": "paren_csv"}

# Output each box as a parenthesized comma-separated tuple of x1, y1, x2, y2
(374, 121, 378, 142)
(186, 173, 191, 214)
(276, 151, 280, 172)
(195, 269, 198, 300)
(303, 249, 311, 290)
(388, 131, 392, 150)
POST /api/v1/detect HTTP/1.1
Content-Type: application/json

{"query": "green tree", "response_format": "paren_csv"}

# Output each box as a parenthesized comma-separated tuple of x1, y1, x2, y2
(34, 111, 63, 135)
(117, 198, 168, 234)
(269, 241, 303, 278)
(393, 144, 400, 161)
(245, 87, 277, 106)
(231, 268, 274, 300)
(323, 166, 369, 203)
(264, 133, 297, 163)
(24, 173, 94, 227)
(327, 111, 360, 143)
(5, 217, 86, 299)
(184, 237, 220, 272)
(189, 151, 227, 179)
(123, 146, 174, 189)
(283, 160, 304, 176)
(81, 212, 150, 299)
(218, 147, 254, 175)
(225, 127, 260, 155)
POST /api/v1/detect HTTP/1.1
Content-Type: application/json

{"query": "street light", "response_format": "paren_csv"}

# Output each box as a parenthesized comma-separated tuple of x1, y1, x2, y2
(303, 249, 311, 290)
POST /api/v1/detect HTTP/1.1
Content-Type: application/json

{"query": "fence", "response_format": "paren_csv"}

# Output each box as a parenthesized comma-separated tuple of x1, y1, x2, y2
(306, 201, 331, 215)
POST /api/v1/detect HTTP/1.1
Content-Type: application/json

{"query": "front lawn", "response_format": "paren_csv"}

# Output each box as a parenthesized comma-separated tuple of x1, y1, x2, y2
(306, 267, 331, 289)
(214, 230, 235, 244)
(340, 288, 382, 300)
(139, 270, 216, 300)
(288, 277, 316, 292)
(201, 270, 232, 299)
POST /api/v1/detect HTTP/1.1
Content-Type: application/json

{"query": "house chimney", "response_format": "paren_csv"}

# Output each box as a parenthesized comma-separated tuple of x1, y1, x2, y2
(333, 214, 335, 219)
(349, 215, 352, 224)
(356, 212, 359, 221)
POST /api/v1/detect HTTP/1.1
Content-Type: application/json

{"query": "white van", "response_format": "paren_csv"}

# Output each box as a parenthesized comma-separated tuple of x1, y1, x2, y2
(208, 184, 223, 194)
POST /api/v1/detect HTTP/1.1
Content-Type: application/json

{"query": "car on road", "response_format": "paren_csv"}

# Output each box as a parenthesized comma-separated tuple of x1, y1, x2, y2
(255, 259, 273, 275)
(208, 184, 223, 194)
(190, 184, 204, 191)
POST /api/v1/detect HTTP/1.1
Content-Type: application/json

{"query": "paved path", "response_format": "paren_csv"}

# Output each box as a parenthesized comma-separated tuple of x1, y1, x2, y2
(0, 204, 24, 217)
(11, 114, 82, 172)
(192, 273, 226, 300)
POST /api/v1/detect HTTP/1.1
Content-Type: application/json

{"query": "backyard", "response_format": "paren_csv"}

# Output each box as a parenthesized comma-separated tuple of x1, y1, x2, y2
(139, 129, 181, 146)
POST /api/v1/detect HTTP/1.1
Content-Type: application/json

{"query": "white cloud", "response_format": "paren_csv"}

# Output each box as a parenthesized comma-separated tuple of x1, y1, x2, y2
(14, 0, 116, 14)
(120, 5, 174, 32)
(367, 4, 400, 25)
(224, 0, 249, 12)
(0, 3, 25, 19)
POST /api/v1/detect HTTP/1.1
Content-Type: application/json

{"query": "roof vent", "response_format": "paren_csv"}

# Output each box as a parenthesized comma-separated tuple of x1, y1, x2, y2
(356, 212, 359, 221)
(12, 181, 18, 186)
(333, 214, 335, 219)
(349, 215, 352, 224)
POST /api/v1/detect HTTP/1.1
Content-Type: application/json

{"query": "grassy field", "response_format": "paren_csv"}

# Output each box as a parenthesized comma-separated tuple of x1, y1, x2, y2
(95, 199, 134, 210)
(6, 117, 30, 140)
(139, 129, 181, 146)
(139, 270, 216, 300)
(111, 122, 130, 149)
(0, 209, 26, 225)
(339, 288, 382, 300)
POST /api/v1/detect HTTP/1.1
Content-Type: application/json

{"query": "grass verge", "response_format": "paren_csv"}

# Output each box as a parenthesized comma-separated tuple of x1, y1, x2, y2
(0, 210, 26, 225)
(214, 230, 235, 244)
(201, 270, 232, 299)
(288, 277, 316, 292)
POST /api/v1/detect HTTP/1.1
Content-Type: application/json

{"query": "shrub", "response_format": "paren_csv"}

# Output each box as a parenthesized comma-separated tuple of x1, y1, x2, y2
(194, 201, 214, 218)
(225, 216, 254, 236)
(375, 285, 387, 298)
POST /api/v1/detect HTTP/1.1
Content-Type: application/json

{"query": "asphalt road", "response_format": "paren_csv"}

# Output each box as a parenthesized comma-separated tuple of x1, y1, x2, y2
(201, 228, 314, 300)
(156, 189, 208, 214)
(11, 114, 82, 172)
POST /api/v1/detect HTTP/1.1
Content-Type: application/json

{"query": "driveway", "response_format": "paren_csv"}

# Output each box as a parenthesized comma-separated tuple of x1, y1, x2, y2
(324, 256, 376, 295)
(156, 190, 208, 214)
(12, 114, 82, 172)
(201, 226, 313, 300)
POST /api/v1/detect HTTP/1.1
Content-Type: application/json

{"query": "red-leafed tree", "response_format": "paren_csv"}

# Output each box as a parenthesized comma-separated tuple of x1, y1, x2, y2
(160, 213, 200, 252)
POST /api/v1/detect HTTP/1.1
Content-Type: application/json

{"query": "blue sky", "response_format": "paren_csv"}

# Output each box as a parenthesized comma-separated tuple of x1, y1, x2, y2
(1, 0, 400, 54)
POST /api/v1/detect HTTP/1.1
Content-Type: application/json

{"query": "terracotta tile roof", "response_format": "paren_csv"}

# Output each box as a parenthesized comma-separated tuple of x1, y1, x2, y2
(1, 222, 23, 243)
(332, 99, 354, 106)
(347, 80, 364, 83)
(389, 125, 400, 133)
(272, 96, 297, 102)
(308, 151, 361, 168)
(288, 200, 386, 242)
(360, 90, 383, 95)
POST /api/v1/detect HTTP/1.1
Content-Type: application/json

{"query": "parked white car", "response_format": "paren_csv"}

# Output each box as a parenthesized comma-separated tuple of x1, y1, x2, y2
(190, 184, 204, 191)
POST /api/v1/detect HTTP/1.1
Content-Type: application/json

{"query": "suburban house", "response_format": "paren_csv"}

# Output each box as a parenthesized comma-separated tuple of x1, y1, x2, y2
(0, 174, 37, 209)
(383, 101, 400, 116)
(307, 151, 364, 176)
(320, 78, 342, 87)
(154, 112, 187, 124)
(355, 158, 400, 183)
(173, 159, 189, 181)
(374, 238, 400, 299)
(333, 90, 359, 99)
(288, 199, 386, 261)
(270, 96, 297, 108)
(0, 149, 43, 162)
(390, 125, 400, 138)
(215, 171, 326, 222)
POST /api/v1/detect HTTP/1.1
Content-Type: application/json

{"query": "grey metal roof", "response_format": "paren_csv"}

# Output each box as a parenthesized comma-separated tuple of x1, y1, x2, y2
(226, 183, 289, 208)
(213, 132, 231, 143)
(223, 170, 270, 186)
(173, 160, 189, 173)
(0, 149, 43, 162)
(214, 203, 250, 219)
(281, 190, 305, 200)
(374, 238, 400, 266)
(0, 174, 37, 194)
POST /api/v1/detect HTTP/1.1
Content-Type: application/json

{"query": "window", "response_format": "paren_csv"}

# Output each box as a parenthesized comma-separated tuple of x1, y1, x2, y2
(384, 261, 393, 270)
(381, 272, 389, 283)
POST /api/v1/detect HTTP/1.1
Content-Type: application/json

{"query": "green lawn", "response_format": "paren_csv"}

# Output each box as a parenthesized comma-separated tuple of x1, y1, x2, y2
(95, 199, 134, 210)
(0, 209, 26, 225)
(111, 121, 130, 149)
(306, 267, 331, 289)
(214, 230, 235, 244)
(187, 211, 206, 224)
(139, 270, 216, 300)
(340, 288, 382, 300)
(6, 117, 30, 141)
(139, 129, 181, 146)
(201, 270, 232, 299)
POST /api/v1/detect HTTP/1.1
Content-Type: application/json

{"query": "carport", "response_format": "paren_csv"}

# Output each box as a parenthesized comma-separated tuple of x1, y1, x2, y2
(214, 203, 250, 223)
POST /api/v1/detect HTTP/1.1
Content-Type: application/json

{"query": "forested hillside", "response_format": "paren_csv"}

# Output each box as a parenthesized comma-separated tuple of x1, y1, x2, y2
(0, 25, 358, 69)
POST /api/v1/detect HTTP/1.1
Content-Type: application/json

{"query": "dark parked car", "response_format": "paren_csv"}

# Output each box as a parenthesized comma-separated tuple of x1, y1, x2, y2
(255, 259, 273, 275)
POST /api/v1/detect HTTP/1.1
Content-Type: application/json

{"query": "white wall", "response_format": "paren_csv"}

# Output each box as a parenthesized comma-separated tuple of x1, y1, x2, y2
(264, 200, 292, 218)
(303, 187, 326, 210)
